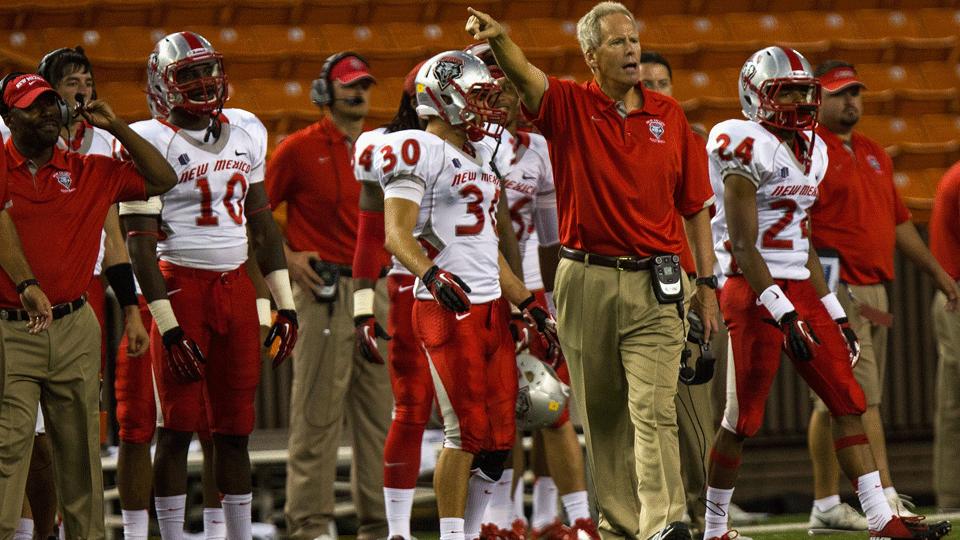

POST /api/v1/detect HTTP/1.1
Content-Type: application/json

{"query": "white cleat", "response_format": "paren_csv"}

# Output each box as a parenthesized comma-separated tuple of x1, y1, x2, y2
(728, 503, 770, 525)
(808, 502, 869, 535)
(888, 493, 919, 518)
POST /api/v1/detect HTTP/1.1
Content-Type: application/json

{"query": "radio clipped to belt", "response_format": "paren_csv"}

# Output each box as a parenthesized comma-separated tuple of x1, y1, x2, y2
(650, 254, 684, 304)
(309, 258, 341, 303)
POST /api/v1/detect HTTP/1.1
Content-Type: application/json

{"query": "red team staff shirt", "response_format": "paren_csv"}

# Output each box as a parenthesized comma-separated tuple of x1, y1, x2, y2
(0, 139, 146, 307)
(808, 128, 911, 285)
(523, 78, 714, 257)
(267, 116, 363, 266)
(930, 162, 960, 281)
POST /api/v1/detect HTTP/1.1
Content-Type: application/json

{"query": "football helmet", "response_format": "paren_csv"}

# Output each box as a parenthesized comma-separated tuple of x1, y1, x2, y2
(515, 353, 569, 430)
(414, 50, 507, 142)
(738, 46, 820, 132)
(147, 31, 227, 118)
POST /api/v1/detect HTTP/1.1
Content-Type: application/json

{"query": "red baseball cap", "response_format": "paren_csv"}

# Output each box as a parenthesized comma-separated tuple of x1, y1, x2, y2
(403, 60, 427, 97)
(3, 74, 59, 109)
(329, 55, 376, 86)
(820, 65, 867, 93)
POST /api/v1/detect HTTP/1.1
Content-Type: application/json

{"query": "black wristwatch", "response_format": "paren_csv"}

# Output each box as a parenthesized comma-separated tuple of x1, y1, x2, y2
(695, 276, 718, 289)
(16, 278, 39, 294)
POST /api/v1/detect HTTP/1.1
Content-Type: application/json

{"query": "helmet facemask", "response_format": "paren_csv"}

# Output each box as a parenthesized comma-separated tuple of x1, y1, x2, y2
(755, 77, 821, 132)
(164, 54, 228, 117)
(461, 81, 507, 142)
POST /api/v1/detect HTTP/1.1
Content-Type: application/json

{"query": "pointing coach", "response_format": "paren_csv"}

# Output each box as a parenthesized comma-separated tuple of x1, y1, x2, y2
(467, 2, 719, 539)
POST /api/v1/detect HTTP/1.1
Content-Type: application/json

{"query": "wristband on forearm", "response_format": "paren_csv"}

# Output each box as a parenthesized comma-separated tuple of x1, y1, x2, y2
(148, 299, 179, 334)
(820, 292, 846, 320)
(265, 269, 296, 310)
(353, 288, 375, 319)
(759, 284, 795, 322)
(257, 298, 272, 327)
(104, 263, 139, 307)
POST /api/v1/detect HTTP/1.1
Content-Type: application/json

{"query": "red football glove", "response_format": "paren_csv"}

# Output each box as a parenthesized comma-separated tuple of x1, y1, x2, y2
(162, 327, 206, 382)
(509, 313, 533, 353)
(779, 311, 820, 362)
(836, 317, 861, 367)
(422, 265, 471, 313)
(265, 309, 299, 368)
(519, 295, 562, 362)
(355, 315, 391, 364)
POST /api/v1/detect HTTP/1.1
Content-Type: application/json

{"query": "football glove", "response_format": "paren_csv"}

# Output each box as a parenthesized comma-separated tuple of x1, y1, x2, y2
(265, 309, 299, 368)
(836, 317, 861, 367)
(162, 327, 206, 381)
(519, 295, 562, 361)
(779, 311, 820, 362)
(509, 313, 533, 353)
(355, 315, 390, 364)
(422, 265, 471, 313)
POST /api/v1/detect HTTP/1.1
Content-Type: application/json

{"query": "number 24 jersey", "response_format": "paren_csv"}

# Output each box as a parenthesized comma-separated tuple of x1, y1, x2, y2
(707, 119, 828, 281)
(370, 129, 512, 304)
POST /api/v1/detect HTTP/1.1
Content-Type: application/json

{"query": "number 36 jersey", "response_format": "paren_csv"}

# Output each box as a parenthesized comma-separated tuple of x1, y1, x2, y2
(118, 109, 267, 271)
(373, 129, 512, 304)
(707, 119, 828, 281)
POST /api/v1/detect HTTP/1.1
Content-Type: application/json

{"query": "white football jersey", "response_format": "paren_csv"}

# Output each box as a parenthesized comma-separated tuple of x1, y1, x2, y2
(376, 129, 512, 303)
(118, 109, 267, 271)
(707, 119, 828, 281)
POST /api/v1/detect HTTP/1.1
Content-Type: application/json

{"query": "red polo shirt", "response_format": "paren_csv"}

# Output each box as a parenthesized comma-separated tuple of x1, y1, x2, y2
(0, 139, 147, 307)
(931, 162, 960, 281)
(809, 128, 910, 285)
(523, 77, 713, 258)
(267, 117, 363, 266)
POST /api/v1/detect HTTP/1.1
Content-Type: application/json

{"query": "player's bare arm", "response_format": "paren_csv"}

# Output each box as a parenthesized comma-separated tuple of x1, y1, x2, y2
(466, 8, 547, 114)
(497, 252, 531, 306)
(384, 197, 434, 279)
(496, 184, 523, 276)
(684, 207, 721, 341)
(103, 205, 149, 357)
(79, 101, 177, 196)
(0, 210, 53, 332)
(895, 221, 960, 311)
(805, 226, 831, 298)
(122, 214, 168, 304)
(724, 173, 777, 295)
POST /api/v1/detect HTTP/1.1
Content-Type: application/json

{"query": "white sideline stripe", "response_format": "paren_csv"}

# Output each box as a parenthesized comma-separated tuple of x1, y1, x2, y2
(736, 512, 960, 535)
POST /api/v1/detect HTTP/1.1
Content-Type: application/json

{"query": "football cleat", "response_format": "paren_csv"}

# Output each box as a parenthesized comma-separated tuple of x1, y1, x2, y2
(808, 502, 868, 534)
(705, 532, 740, 540)
(480, 522, 524, 540)
(869, 515, 952, 540)
(530, 519, 569, 540)
(648, 521, 691, 540)
(569, 518, 600, 540)
(888, 493, 919, 518)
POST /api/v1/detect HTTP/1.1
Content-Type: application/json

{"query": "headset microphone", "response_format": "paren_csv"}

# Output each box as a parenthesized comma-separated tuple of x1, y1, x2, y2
(341, 96, 364, 106)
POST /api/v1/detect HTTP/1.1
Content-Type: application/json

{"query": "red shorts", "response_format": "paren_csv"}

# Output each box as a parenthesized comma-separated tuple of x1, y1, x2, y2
(86, 276, 108, 374)
(527, 289, 570, 428)
(413, 297, 517, 454)
(720, 276, 866, 437)
(387, 274, 434, 426)
(151, 261, 261, 436)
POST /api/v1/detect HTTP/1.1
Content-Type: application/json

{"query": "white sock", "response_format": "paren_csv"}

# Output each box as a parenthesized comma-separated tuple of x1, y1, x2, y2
(561, 490, 591, 523)
(513, 475, 526, 523)
(385, 487, 415, 539)
(122, 509, 150, 540)
(156, 494, 187, 540)
(221, 493, 253, 540)
(440, 517, 466, 540)
(14, 518, 33, 540)
(465, 473, 496, 539)
(483, 469, 515, 529)
(883, 487, 898, 499)
(532, 477, 559, 529)
(857, 471, 893, 531)
(814, 495, 841, 513)
(204, 507, 227, 540)
(704, 486, 734, 540)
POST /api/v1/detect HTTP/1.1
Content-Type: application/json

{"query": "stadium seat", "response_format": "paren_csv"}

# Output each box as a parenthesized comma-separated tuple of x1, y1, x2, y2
(791, 11, 862, 41)
(654, 14, 731, 44)
(369, 76, 405, 113)
(684, 96, 742, 131)
(90, 0, 160, 28)
(513, 19, 584, 73)
(856, 115, 926, 146)
(917, 8, 960, 39)
(159, 0, 229, 27)
(722, 13, 802, 44)
(698, 0, 766, 14)
(894, 88, 959, 115)
(299, 0, 368, 25)
(105, 26, 168, 62)
(671, 68, 740, 102)
(501, 0, 567, 20)
(183, 26, 288, 80)
(386, 22, 466, 56)
(920, 62, 960, 90)
(96, 80, 150, 122)
(825, 0, 884, 9)
(40, 27, 119, 59)
(889, 140, 960, 171)
(0, 29, 52, 63)
(366, 0, 431, 23)
(920, 114, 960, 143)
(226, 0, 298, 26)
(433, 0, 502, 23)
(828, 37, 894, 64)
(16, 0, 94, 30)
(893, 167, 945, 220)
(247, 25, 322, 57)
(855, 63, 923, 92)
(853, 9, 922, 38)
(861, 89, 896, 115)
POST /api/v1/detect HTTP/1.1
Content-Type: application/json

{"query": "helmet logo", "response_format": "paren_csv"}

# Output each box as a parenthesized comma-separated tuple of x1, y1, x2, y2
(433, 56, 464, 91)
(741, 64, 757, 90)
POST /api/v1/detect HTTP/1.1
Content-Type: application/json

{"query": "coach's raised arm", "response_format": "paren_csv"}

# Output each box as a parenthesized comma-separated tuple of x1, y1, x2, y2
(468, 3, 719, 540)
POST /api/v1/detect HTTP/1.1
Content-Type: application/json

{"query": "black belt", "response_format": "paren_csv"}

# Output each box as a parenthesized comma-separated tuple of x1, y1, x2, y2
(559, 247, 653, 271)
(336, 265, 390, 279)
(0, 296, 86, 322)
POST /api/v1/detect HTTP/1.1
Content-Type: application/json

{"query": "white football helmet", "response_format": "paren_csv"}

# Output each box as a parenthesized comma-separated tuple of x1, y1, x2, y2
(414, 50, 507, 141)
(147, 31, 227, 118)
(515, 353, 570, 430)
(739, 46, 820, 132)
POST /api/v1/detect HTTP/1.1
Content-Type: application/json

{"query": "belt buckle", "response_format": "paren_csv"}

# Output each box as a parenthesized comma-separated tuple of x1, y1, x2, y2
(0, 310, 7, 321)
(615, 256, 633, 271)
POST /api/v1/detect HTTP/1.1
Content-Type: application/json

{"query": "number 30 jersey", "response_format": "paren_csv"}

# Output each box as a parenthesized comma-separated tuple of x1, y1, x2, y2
(374, 129, 512, 303)
(707, 119, 828, 281)
(118, 109, 267, 271)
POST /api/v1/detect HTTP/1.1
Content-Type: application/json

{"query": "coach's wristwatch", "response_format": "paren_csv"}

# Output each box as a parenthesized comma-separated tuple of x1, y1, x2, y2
(695, 276, 718, 289)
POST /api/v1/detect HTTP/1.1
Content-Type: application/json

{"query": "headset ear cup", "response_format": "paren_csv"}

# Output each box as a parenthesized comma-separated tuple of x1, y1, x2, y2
(58, 96, 70, 127)
(310, 78, 328, 106)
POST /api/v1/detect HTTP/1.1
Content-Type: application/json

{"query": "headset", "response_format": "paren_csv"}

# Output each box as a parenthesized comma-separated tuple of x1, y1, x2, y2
(310, 51, 369, 106)
(0, 71, 70, 128)
(680, 310, 716, 385)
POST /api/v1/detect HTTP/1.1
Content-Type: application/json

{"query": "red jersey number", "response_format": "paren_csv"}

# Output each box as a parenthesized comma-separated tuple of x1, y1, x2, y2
(761, 199, 807, 250)
(195, 174, 248, 227)
(455, 185, 499, 237)
(380, 139, 421, 174)
(715, 134, 755, 165)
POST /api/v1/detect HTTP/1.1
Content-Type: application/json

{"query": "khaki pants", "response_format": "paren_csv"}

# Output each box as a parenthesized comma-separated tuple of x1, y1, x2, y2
(676, 342, 715, 532)
(812, 283, 888, 409)
(0, 304, 103, 540)
(554, 258, 687, 540)
(933, 290, 960, 509)
(285, 277, 393, 540)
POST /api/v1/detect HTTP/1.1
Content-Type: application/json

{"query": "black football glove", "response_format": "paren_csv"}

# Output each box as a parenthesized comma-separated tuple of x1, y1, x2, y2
(162, 327, 206, 382)
(779, 311, 820, 362)
(265, 309, 298, 368)
(835, 317, 861, 367)
(354, 315, 391, 364)
(422, 265, 471, 313)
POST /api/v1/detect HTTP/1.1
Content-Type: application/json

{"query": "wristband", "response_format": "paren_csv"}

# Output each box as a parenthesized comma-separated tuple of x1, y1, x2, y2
(759, 284, 795, 322)
(265, 269, 296, 310)
(104, 263, 139, 307)
(16, 279, 39, 295)
(518, 294, 536, 311)
(353, 288, 375, 319)
(147, 299, 179, 334)
(820, 292, 846, 320)
(257, 298, 272, 327)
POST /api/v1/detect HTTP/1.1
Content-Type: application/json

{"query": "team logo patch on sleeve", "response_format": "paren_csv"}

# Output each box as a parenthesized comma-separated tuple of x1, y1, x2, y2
(780, 166, 790, 178)
(452, 158, 461, 169)
(647, 119, 666, 143)
(54, 171, 75, 192)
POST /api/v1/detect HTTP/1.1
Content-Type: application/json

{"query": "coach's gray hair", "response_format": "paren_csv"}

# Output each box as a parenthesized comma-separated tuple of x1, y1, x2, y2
(576, 1, 637, 54)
